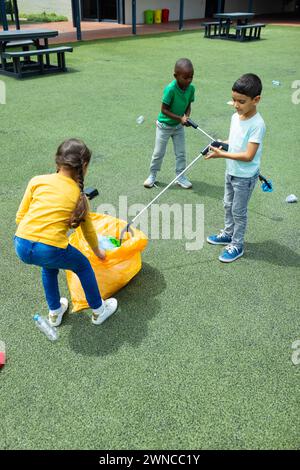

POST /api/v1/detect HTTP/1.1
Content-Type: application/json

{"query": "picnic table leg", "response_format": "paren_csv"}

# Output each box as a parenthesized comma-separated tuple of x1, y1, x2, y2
(61, 52, 66, 72)
(0, 42, 8, 70)
(13, 57, 22, 78)
(44, 38, 50, 67)
(38, 54, 44, 74)
(218, 19, 222, 36)
(23, 44, 31, 64)
(225, 19, 231, 37)
(257, 27, 262, 39)
(57, 52, 62, 69)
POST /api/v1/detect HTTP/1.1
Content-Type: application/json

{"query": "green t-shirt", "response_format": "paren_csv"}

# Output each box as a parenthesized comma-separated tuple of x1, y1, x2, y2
(158, 80, 195, 126)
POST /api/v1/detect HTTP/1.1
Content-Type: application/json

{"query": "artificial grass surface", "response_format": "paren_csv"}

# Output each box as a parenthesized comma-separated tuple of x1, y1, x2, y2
(0, 25, 299, 450)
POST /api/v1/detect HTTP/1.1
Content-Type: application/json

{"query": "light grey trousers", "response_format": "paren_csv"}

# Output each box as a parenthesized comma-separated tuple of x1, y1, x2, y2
(150, 121, 186, 175)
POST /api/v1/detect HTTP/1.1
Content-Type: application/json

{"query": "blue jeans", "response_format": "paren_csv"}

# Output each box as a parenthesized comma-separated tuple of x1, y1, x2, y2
(150, 120, 186, 175)
(14, 236, 102, 311)
(223, 172, 258, 249)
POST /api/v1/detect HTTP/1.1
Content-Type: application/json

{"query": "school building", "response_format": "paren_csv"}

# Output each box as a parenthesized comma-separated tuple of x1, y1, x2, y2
(16, 0, 300, 24)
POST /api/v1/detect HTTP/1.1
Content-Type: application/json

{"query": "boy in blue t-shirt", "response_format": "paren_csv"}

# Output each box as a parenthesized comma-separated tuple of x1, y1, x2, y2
(144, 58, 195, 189)
(206, 73, 266, 263)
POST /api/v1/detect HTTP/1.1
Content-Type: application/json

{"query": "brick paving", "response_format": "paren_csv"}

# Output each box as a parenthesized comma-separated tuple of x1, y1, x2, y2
(14, 17, 300, 44)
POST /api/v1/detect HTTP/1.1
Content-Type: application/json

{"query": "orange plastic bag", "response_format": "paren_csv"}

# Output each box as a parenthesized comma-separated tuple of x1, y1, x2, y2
(66, 212, 148, 312)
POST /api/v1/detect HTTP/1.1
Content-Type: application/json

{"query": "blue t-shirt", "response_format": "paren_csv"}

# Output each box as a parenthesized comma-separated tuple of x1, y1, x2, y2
(226, 112, 266, 177)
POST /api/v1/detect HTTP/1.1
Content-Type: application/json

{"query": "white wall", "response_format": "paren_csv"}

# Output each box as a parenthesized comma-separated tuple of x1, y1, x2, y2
(125, 0, 206, 24)
(18, 0, 72, 18)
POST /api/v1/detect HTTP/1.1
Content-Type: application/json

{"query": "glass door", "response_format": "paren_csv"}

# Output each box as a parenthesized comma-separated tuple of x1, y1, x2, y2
(81, 0, 98, 20)
(99, 1, 117, 21)
(81, 1, 118, 22)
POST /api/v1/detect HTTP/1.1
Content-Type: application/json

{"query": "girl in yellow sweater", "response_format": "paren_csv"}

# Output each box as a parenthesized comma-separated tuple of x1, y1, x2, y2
(14, 138, 118, 326)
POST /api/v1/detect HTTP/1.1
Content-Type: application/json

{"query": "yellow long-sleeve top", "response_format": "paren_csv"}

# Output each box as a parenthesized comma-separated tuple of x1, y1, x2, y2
(15, 173, 98, 250)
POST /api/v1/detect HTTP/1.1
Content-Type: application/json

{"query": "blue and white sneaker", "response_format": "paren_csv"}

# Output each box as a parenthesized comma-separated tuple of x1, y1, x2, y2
(144, 173, 157, 188)
(176, 174, 192, 189)
(207, 230, 232, 245)
(219, 245, 244, 263)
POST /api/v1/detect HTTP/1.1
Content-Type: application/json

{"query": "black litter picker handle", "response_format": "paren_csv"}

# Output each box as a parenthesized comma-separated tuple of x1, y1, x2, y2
(84, 187, 99, 200)
(186, 118, 199, 129)
(201, 141, 229, 155)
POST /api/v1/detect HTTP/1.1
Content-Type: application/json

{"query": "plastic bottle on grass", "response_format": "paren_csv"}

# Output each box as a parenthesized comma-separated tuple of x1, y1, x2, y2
(97, 235, 120, 251)
(33, 314, 58, 341)
(136, 115, 145, 124)
(0, 340, 6, 367)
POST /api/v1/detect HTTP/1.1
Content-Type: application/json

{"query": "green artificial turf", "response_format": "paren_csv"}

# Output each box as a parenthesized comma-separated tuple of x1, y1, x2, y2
(0, 25, 299, 450)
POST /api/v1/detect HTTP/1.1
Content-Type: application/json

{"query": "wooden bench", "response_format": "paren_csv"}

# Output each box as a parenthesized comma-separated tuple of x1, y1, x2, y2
(202, 21, 230, 38)
(1, 46, 73, 78)
(235, 23, 266, 41)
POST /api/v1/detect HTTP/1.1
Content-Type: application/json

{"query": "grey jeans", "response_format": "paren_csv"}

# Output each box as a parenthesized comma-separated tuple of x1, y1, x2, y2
(223, 171, 258, 249)
(150, 120, 186, 175)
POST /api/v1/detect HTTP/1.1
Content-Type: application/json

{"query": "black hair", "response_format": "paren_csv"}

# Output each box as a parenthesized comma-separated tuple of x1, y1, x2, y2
(55, 138, 92, 228)
(175, 58, 194, 73)
(232, 73, 262, 98)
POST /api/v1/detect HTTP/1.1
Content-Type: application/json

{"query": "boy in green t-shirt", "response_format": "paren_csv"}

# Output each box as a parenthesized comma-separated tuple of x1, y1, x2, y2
(144, 58, 195, 189)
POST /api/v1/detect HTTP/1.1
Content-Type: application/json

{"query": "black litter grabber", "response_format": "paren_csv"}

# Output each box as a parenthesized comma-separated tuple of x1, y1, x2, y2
(187, 118, 273, 192)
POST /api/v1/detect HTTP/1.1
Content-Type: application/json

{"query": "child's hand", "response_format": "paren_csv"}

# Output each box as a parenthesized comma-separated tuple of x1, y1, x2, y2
(181, 114, 189, 126)
(205, 145, 224, 160)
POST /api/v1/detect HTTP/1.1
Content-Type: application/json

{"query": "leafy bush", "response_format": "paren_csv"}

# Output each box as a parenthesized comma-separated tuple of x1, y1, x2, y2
(21, 11, 68, 23)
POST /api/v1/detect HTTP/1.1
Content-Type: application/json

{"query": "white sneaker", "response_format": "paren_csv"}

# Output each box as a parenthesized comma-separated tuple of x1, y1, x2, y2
(144, 173, 157, 188)
(48, 297, 68, 327)
(176, 174, 192, 189)
(92, 298, 118, 325)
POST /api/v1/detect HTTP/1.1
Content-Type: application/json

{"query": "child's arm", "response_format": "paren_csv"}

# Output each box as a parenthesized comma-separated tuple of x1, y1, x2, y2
(205, 142, 259, 162)
(16, 181, 33, 224)
(161, 103, 188, 125)
(185, 103, 191, 118)
(81, 214, 106, 260)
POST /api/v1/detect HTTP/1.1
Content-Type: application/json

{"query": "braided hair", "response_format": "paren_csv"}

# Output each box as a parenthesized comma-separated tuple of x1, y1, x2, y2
(55, 138, 92, 228)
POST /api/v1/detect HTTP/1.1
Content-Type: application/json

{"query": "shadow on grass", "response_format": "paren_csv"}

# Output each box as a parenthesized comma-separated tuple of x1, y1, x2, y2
(191, 180, 224, 200)
(11, 67, 79, 81)
(246, 240, 300, 267)
(153, 180, 224, 200)
(68, 262, 166, 356)
(249, 209, 284, 222)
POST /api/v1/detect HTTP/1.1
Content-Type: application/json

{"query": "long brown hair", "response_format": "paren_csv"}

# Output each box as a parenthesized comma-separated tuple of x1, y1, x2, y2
(55, 138, 92, 228)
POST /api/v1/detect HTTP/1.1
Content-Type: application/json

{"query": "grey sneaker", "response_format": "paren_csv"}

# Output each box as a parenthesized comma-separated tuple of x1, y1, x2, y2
(92, 298, 118, 325)
(144, 173, 156, 188)
(48, 297, 68, 327)
(176, 174, 192, 189)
